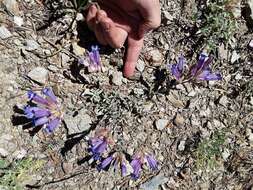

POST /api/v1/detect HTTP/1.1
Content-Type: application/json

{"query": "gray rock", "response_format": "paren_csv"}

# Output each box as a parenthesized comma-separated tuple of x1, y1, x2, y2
(28, 67, 48, 84)
(111, 71, 123, 86)
(231, 51, 240, 63)
(249, 40, 253, 49)
(3, 0, 19, 15)
(248, 0, 253, 20)
(155, 119, 169, 130)
(146, 49, 163, 66)
(13, 149, 27, 159)
(178, 140, 186, 151)
(136, 59, 145, 72)
(174, 114, 184, 126)
(13, 16, 23, 26)
(0, 148, 9, 157)
(25, 39, 39, 51)
(219, 96, 228, 107)
(140, 174, 168, 190)
(0, 26, 12, 39)
(65, 109, 92, 134)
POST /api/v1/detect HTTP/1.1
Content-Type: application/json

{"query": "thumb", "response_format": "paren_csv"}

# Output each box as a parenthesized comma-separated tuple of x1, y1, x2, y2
(123, 33, 144, 78)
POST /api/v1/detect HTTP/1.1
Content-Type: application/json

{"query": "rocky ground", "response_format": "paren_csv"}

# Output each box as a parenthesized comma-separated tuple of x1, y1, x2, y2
(0, 0, 252, 189)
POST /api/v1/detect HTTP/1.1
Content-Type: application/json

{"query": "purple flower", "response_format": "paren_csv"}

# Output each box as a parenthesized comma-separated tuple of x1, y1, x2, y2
(145, 154, 158, 170)
(79, 45, 102, 72)
(130, 156, 142, 180)
(24, 88, 63, 133)
(190, 53, 222, 81)
(89, 137, 108, 160)
(130, 152, 158, 180)
(170, 55, 185, 80)
(98, 153, 128, 177)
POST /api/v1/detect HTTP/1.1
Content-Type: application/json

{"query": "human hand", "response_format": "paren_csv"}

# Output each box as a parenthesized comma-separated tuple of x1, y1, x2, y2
(86, 0, 161, 78)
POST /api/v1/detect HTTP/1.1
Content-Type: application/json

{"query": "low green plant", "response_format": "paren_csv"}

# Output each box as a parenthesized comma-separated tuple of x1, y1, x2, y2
(193, 0, 237, 51)
(0, 158, 45, 190)
(195, 130, 226, 171)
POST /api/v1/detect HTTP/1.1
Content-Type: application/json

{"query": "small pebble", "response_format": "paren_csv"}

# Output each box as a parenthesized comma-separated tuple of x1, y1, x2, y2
(0, 26, 12, 39)
(155, 119, 169, 130)
(111, 71, 123, 86)
(28, 67, 48, 84)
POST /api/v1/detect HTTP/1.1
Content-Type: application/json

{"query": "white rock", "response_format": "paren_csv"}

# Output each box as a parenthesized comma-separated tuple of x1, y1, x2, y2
(76, 13, 84, 21)
(248, 0, 253, 20)
(14, 149, 27, 159)
(65, 109, 92, 135)
(222, 149, 230, 160)
(249, 40, 253, 49)
(250, 97, 253, 106)
(111, 71, 123, 86)
(0, 26, 12, 39)
(146, 49, 163, 66)
(178, 140, 186, 151)
(218, 44, 228, 60)
(155, 119, 169, 130)
(174, 114, 184, 126)
(140, 174, 168, 190)
(28, 67, 48, 84)
(136, 59, 145, 72)
(13, 16, 23, 26)
(231, 51, 240, 63)
(25, 39, 40, 51)
(0, 148, 9, 157)
(235, 73, 242, 80)
(219, 96, 228, 107)
(3, 0, 19, 15)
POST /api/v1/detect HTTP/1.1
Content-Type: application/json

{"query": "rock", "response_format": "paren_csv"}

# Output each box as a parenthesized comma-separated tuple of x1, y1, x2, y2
(76, 13, 84, 21)
(61, 53, 70, 65)
(13, 16, 23, 26)
(25, 39, 39, 51)
(249, 40, 253, 50)
(65, 109, 92, 135)
(235, 73, 242, 80)
(178, 140, 186, 151)
(3, 0, 19, 15)
(246, 128, 253, 143)
(146, 49, 163, 66)
(0, 26, 12, 39)
(0, 148, 9, 157)
(231, 51, 240, 63)
(229, 0, 241, 18)
(250, 97, 253, 106)
(155, 119, 169, 130)
(13, 149, 27, 159)
(218, 44, 228, 60)
(219, 96, 228, 107)
(111, 71, 123, 86)
(222, 149, 230, 160)
(28, 67, 48, 84)
(136, 59, 145, 72)
(140, 174, 168, 190)
(72, 42, 85, 56)
(174, 114, 184, 126)
(163, 11, 174, 22)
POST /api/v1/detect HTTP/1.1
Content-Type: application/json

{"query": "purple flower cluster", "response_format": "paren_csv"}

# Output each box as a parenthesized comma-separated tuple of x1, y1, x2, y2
(130, 153, 158, 180)
(170, 53, 222, 82)
(98, 152, 128, 177)
(79, 45, 102, 72)
(24, 88, 63, 133)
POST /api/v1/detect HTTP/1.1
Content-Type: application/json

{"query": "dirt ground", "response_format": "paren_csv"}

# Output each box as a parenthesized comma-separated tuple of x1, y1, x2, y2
(0, 0, 252, 189)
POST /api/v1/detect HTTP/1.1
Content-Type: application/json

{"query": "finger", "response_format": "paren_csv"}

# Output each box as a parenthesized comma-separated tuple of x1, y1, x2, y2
(86, 5, 98, 31)
(123, 33, 144, 78)
(96, 9, 107, 23)
(99, 16, 128, 48)
(94, 24, 107, 45)
(137, 0, 161, 38)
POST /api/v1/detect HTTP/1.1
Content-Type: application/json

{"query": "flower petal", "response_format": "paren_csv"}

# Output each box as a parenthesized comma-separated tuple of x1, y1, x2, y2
(99, 156, 114, 170)
(197, 70, 222, 81)
(28, 91, 49, 105)
(121, 162, 127, 177)
(42, 88, 57, 103)
(171, 64, 181, 80)
(45, 118, 60, 133)
(191, 53, 207, 76)
(33, 116, 49, 126)
(146, 154, 158, 170)
(130, 158, 142, 180)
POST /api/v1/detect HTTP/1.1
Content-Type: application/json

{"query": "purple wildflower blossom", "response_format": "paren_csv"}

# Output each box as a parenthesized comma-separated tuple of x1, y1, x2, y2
(130, 152, 158, 180)
(89, 137, 108, 160)
(170, 55, 185, 80)
(24, 88, 63, 133)
(190, 53, 222, 81)
(79, 45, 102, 72)
(98, 153, 128, 177)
